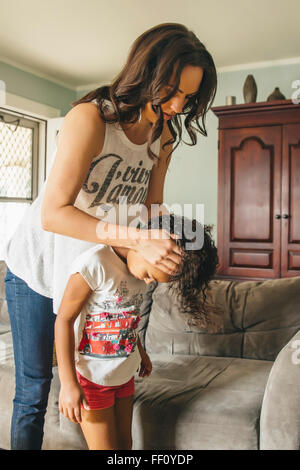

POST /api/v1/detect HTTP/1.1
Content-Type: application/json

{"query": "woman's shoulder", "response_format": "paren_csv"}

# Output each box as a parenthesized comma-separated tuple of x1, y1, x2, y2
(58, 101, 106, 157)
(65, 101, 105, 130)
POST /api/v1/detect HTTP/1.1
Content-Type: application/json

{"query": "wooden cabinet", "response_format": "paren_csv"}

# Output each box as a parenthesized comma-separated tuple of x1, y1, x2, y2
(212, 100, 300, 280)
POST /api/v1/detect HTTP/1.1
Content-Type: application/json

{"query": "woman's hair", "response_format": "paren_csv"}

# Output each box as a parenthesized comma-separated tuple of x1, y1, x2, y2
(145, 213, 222, 331)
(71, 23, 217, 164)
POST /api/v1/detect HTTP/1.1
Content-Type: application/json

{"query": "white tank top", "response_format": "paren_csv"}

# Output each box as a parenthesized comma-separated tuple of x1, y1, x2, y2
(3, 100, 161, 314)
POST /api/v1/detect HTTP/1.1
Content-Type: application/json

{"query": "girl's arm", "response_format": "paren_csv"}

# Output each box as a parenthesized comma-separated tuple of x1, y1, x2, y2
(137, 336, 152, 378)
(55, 272, 92, 423)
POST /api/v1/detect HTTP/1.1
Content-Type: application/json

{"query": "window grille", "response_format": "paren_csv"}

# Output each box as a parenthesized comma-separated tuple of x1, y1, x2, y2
(0, 112, 39, 202)
(0, 110, 41, 259)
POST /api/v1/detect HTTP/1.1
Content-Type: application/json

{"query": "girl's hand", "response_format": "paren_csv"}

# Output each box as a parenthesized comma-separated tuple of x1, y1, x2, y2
(137, 228, 183, 275)
(138, 350, 152, 378)
(59, 381, 89, 423)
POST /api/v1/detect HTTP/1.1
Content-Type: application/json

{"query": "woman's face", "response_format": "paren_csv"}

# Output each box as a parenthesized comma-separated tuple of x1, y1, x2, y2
(143, 64, 204, 123)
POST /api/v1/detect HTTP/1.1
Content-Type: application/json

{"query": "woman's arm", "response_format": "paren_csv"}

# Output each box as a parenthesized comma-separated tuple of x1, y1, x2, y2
(42, 103, 139, 249)
(42, 104, 182, 272)
(135, 123, 184, 272)
(55, 272, 92, 422)
(143, 122, 174, 217)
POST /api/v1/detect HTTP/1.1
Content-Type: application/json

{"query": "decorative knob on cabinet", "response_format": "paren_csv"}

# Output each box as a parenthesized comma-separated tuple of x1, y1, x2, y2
(282, 214, 290, 219)
(275, 214, 281, 219)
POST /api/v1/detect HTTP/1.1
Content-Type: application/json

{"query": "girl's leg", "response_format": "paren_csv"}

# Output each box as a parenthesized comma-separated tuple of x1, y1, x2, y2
(80, 406, 118, 450)
(115, 395, 134, 450)
(4, 266, 56, 450)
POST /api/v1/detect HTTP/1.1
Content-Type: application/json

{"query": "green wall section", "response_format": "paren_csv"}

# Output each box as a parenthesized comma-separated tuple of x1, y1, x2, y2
(0, 61, 76, 116)
(1, 58, 299, 243)
(163, 62, 300, 243)
(216, 62, 300, 105)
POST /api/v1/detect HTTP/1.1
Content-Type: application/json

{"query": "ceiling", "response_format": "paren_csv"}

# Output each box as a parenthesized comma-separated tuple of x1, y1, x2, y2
(0, 0, 299, 90)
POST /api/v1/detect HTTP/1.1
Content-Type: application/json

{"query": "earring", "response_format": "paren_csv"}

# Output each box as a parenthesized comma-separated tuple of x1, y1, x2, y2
(138, 108, 142, 123)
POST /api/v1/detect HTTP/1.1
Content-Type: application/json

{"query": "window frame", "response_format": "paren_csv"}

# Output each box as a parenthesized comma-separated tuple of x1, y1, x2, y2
(0, 109, 45, 203)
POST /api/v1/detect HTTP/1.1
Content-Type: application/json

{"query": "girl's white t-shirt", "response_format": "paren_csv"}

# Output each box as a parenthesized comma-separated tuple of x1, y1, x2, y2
(68, 243, 147, 386)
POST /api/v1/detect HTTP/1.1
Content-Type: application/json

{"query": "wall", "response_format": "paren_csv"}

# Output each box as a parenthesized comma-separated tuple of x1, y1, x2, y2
(1, 59, 300, 245)
(163, 61, 300, 244)
(0, 61, 76, 116)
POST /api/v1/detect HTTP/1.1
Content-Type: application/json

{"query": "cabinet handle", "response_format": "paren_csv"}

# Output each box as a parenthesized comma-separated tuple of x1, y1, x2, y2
(275, 214, 281, 219)
(282, 214, 290, 219)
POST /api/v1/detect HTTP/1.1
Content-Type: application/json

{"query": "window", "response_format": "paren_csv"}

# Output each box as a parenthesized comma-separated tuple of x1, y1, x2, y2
(0, 112, 39, 201)
(0, 109, 45, 259)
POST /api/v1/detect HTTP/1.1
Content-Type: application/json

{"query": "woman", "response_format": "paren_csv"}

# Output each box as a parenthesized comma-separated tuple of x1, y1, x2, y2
(4, 22, 217, 450)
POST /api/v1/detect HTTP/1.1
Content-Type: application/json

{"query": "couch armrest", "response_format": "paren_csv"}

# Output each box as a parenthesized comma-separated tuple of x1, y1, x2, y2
(260, 329, 300, 450)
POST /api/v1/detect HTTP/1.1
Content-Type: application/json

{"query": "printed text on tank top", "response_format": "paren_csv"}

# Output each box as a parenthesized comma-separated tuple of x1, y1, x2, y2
(83, 155, 151, 208)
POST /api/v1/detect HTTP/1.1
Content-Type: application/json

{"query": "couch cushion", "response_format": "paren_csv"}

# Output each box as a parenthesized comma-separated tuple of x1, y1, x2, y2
(145, 277, 300, 361)
(132, 353, 273, 450)
(259, 329, 300, 450)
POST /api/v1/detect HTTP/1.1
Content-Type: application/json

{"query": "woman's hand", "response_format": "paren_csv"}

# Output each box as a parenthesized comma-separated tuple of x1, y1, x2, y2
(136, 228, 183, 275)
(59, 381, 89, 423)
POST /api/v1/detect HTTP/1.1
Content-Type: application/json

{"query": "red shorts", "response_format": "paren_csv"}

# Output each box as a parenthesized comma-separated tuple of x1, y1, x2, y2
(76, 371, 135, 410)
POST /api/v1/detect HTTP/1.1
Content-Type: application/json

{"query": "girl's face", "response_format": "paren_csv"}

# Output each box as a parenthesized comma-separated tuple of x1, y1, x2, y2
(143, 64, 204, 123)
(126, 250, 171, 285)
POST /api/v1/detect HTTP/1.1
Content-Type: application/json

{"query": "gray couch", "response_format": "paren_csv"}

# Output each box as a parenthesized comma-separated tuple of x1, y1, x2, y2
(1, 260, 300, 450)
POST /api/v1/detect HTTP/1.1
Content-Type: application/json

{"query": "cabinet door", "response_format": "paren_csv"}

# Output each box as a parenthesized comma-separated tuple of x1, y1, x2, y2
(281, 123, 300, 277)
(218, 126, 282, 278)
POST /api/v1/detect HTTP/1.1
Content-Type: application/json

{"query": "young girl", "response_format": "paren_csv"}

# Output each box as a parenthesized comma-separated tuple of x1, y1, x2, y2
(55, 214, 219, 450)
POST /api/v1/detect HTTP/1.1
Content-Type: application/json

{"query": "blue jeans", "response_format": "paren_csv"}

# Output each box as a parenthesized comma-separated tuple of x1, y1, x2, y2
(4, 266, 56, 450)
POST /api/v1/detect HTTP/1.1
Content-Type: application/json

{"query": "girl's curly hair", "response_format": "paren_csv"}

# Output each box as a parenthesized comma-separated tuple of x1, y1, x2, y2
(146, 213, 222, 331)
